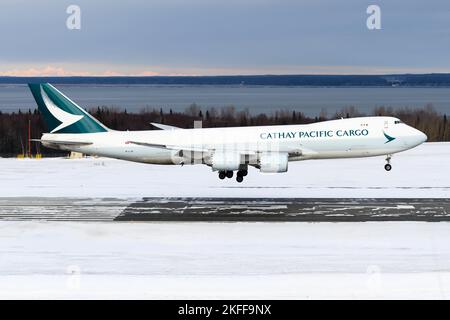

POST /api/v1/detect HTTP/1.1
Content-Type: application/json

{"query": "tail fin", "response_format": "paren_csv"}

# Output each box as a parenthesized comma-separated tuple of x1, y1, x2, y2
(28, 83, 109, 134)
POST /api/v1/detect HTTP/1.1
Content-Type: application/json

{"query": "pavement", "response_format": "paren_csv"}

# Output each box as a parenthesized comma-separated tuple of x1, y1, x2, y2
(0, 197, 449, 221)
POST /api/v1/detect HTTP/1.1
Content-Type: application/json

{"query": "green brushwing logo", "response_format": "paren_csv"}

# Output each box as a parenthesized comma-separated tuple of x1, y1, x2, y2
(28, 83, 108, 134)
(383, 131, 396, 144)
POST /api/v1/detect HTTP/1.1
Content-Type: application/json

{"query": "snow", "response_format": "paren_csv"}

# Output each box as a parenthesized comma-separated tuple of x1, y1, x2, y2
(1, 142, 450, 299)
(0, 142, 449, 198)
(1, 221, 450, 299)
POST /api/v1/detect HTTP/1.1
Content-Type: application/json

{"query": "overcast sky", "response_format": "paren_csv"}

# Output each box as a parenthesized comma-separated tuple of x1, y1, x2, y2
(1, 0, 450, 76)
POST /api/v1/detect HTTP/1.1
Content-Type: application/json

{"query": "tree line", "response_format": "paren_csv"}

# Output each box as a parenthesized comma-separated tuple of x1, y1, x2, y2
(0, 104, 448, 156)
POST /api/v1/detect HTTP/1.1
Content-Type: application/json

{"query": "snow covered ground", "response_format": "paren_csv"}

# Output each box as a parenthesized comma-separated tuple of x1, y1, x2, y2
(0, 142, 449, 299)
(0, 142, 449, 198)
(1, 221, 450, 299)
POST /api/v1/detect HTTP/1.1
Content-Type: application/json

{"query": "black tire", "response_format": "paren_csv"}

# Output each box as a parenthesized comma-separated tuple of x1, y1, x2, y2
(226, 171, 233, 178)
(236, 175, 244, 183)
(237, 170, 247, 177)
(219, 171, 226, 179)
(384, 164, 392, 171)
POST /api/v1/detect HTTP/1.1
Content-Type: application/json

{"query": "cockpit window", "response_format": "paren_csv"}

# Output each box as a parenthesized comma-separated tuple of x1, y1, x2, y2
(394, 120, 403, 124)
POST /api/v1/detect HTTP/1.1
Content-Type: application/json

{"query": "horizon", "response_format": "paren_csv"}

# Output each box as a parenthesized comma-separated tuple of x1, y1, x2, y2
(2, 72, 450, 78)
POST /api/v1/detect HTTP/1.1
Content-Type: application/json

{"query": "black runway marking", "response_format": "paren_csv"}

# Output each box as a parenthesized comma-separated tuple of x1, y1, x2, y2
(0, 197, 449, 222)
(117, 198, 450, 222)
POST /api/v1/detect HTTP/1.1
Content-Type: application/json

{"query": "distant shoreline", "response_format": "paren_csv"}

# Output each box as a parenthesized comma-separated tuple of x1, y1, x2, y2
(2, 84, 450, 89)
(2, 74, 450, 86)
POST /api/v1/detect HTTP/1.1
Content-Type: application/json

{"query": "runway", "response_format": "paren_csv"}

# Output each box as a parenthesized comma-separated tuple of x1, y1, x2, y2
(2, 198, 450, 299)
(0, 197, 449, 221)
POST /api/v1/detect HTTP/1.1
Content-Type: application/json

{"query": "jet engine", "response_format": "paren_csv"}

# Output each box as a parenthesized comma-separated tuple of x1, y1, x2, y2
(211, 152, 242, 171)
(259, 152, 288, 173)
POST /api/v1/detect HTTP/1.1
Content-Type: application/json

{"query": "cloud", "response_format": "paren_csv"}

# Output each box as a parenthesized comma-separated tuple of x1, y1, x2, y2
(0, 66, 162, 77)
(1, 1, 450, 74)
(1, 66, 92, 77)
(1, 64, 450, 77)
(136, 71, 161, 76)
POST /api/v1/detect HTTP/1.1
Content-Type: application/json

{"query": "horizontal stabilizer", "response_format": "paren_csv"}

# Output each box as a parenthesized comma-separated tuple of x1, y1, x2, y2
(151, 123, 182, 130)
(31, 139, 92, 146)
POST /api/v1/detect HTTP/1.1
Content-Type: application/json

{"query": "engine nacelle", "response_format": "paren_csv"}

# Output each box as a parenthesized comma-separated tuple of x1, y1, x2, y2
(211, 152, 241, 171)
(259, 152, 288, 173)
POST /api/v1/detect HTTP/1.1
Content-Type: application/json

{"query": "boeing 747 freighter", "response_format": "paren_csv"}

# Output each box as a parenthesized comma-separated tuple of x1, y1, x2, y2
(29, 83, 427, 182)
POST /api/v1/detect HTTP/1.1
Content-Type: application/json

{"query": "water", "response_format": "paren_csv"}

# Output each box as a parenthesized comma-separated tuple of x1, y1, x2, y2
(1, 84, 450, 116)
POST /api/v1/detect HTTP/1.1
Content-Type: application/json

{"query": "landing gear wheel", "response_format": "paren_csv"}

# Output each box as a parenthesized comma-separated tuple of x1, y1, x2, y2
(384, 154, 392, 171)
(226, 171, 233, 178)
(218, 171, 226, 179)
(236, 170, 245, 183)
(237, 170, 248, 177)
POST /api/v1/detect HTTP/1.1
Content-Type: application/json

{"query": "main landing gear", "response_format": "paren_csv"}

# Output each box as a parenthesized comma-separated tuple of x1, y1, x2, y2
(384, 155, 392, 171)
(218, 169, 248, 183)
(218, 170, 233, 180)
(236, 169, 248, 183)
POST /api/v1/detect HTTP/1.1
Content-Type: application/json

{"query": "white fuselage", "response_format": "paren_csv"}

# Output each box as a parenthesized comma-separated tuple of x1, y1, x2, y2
(41, 116, 427, 169)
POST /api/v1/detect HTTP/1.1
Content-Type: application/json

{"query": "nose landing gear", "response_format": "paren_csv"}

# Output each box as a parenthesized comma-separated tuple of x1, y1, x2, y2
(384, 155, 392, 171)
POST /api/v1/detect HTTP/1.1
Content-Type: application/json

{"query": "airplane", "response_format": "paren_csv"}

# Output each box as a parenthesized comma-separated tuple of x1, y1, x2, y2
(28, 83, 427, 183)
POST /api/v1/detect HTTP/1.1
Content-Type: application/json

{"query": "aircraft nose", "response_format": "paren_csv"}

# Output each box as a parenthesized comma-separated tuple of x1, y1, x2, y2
(410, 127, 427, 145)
(419, 131, 428, 143)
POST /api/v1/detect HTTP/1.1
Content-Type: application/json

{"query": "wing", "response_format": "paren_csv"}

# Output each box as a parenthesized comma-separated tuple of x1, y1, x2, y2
(150, 123, 182, 130)
(125, 140, 207, 153)
(125, 140, 313, 157)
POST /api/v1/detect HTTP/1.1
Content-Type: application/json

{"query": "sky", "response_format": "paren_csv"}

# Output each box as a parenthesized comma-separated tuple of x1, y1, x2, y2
(1, 0, 450, 76)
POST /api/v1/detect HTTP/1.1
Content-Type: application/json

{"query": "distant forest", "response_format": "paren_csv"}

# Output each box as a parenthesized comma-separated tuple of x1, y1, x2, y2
(2, 73, 450, 86)
(0, 104, 448, 157)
